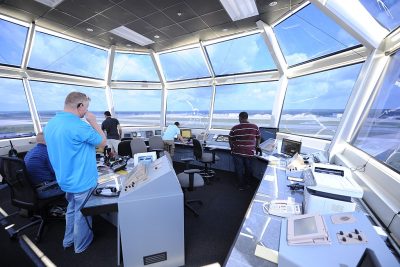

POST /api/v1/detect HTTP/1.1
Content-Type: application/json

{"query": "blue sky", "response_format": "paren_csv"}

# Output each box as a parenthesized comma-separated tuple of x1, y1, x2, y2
(0, 3, 398, 113)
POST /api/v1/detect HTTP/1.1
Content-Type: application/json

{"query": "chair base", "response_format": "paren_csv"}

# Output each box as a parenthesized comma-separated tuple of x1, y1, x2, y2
(185, 199, 203, 217)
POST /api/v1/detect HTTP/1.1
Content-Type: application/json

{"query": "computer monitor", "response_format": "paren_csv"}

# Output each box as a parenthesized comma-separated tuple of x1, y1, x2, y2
(281, 138, 302, 157)
(259, 127, 278, 143)
(154, 130, 162, 136)
(145, 130, 153, 138)
(180, 129, 192, 139)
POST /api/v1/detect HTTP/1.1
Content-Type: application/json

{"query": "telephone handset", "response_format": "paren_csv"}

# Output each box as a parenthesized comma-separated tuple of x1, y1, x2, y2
(264, 199, 302, 218)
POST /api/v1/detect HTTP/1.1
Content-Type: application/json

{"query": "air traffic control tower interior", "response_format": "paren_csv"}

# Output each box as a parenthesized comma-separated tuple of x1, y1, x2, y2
(0, 0, 399, 266)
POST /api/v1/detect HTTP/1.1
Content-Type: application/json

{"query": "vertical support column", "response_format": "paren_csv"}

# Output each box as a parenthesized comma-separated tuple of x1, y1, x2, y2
(104, 46, 115, 115)
(328, 49, 389, 160)
(151, 51, 167, 127)
(199, 41, 215, 131)
(257, 20, 288, 128)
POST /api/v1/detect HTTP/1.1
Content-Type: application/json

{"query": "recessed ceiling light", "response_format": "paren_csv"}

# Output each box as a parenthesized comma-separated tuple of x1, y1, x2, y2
(222, 28, 228, 32)
(220, 0, 258, 21)
(86, 28, 93, 32)
(34, 0, 64, 8)
(126, 44, 131, 47)
(269, 1, 278, 6)
(177, 12, 182, 16)
(154, 35, 160, 39)
(110, 26, 154, 46)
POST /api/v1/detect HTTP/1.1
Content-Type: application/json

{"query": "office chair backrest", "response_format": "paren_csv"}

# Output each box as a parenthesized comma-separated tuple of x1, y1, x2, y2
(0, 156, 37, 209)
(148, 136, 164, 151)
(192, 139, 203, 160)
(130, 138, 148, 156)
(118, 140, 132, 157)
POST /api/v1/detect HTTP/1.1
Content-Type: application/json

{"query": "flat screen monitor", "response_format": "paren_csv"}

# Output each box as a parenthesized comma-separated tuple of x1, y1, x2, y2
(259, 127, 278, 143)
(215, 135, 229, 142)
(154, 130, 162, 136)
(281, 138, 302, 157)
(145, 130, 153, 138)
(180, 129, 192, 139)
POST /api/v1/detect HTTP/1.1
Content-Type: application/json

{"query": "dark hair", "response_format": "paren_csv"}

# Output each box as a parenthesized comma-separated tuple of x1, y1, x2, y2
(104, 111, 111, 116)
(174, 122, 180, 126)
(239, 112, 248, 120)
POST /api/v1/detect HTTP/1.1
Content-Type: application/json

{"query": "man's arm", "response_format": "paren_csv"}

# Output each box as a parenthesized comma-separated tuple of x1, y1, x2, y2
(86, 111, 107, 148)
(117, 124, 122, 140)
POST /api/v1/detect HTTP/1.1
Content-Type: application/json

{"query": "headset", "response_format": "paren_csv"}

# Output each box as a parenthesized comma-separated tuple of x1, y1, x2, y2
(93, 186, 120, 197)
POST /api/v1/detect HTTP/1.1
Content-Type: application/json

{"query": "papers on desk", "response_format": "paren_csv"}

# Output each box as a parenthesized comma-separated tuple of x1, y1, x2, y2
(98, 173, 119, 185)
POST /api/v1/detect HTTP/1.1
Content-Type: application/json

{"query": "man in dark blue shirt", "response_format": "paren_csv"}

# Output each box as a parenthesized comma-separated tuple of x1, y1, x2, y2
(24, 132, 64, 199)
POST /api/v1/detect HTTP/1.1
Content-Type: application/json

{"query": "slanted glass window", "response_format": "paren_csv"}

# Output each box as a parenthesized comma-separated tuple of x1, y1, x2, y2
(112, 89, 161, 126)
(166, 87, 212, 128)
(353, 51, 400, 173)
(280, 63, 362, 139)
(0, 78, 34, 139)
(212, 81, 278, 129)
(274, 4, 360, 66)
(205, 33, 276, 76)
(112, 52, 160, 82)
(29, 32, 107, 79)
(158, 47, 211, 81)
(360, 0, 400, 31)
(0, 19, 28, 66)
(30, 81, 107, 125)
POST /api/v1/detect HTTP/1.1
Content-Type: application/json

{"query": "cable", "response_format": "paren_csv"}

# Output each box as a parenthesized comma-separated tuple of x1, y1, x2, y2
(349, 156, 371, 173)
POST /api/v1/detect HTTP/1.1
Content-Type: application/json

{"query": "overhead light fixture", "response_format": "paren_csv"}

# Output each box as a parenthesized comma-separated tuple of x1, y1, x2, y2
(86, 28, 93, 32)
(34, 0, 64, 8)
(219, 0, 258, 21)
(154, 35, 160, 39)
(269, 1, 278, 6)
(110, 26, 154, 46)
(126, 44, 131, 47)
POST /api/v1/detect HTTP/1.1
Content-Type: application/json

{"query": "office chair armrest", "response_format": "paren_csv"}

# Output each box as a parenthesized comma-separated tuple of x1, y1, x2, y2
(181, 157, 194, 162)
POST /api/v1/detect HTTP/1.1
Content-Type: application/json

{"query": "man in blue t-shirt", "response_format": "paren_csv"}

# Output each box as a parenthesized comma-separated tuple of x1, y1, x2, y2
(162, 122, 186, 156)
(24, 132, 64, 199)
(44, 92, 106, 254)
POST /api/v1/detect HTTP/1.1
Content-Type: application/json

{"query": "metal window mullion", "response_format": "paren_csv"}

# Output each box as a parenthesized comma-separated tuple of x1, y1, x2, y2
(21, 22, 35, 71)
(151, 52, 166, 127)
(328, 49, 390, 159)
(208, 83, 216, 131)
(22, 78, 40, 133)
(105, 46, 115, 116)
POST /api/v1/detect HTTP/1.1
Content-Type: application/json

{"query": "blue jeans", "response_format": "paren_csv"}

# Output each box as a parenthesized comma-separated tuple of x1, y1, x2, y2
(36, 182, 65, 199)
(63, 188, 94, 253)
(232, 155, 253, 187)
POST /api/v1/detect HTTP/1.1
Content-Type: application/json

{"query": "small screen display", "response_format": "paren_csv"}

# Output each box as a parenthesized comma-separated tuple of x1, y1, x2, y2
(281, 138, 301, 157)
(145, 131, 153, 138)
(259, 127, 277, 143)
(155, 130, 162, 136)
(181, 129, 192, 138)
(294, 217, 318, 236)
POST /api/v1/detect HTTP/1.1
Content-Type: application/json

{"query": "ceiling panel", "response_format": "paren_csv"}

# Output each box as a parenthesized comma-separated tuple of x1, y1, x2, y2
(0, 0, 305, 52)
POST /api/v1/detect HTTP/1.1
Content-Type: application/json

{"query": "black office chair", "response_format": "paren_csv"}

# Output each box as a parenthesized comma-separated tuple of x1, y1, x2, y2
(0, 156, 65, 242)
(148, 136, 165, 158)
(130, 138, 148, 157)
(192, 139, 219, 184)
(118, 140, 132, 158)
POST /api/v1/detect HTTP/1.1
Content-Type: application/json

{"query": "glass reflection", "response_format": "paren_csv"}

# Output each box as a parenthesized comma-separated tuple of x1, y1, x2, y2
(280, 64, 362, 139)
(0, 19, 28, 67)
(166, 87, 212, 128)
(353, 51, 400, 173)
(360, 0, 400, 31)
(0, 78, 34, 139)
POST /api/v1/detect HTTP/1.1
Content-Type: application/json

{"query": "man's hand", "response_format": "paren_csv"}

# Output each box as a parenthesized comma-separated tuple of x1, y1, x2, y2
(85, 111, 97, 124)
(256, 147, 262, 156)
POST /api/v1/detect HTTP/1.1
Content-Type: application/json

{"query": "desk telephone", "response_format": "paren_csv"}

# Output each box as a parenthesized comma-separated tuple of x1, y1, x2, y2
(264, 199, 302, 218)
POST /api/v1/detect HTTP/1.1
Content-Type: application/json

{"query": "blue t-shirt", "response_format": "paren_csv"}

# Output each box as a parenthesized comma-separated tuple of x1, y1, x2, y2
(24, 143, 56, 185)
(44, 112, 102, 193)
(162, 125, 180, 141)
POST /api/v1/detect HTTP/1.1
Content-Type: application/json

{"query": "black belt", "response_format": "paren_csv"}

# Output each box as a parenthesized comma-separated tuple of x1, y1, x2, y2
(35, 181, 56, 189)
